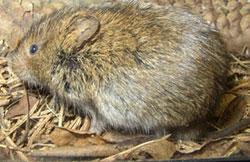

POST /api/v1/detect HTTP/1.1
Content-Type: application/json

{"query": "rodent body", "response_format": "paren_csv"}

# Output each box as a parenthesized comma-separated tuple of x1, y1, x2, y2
(8, 3, 229, 139)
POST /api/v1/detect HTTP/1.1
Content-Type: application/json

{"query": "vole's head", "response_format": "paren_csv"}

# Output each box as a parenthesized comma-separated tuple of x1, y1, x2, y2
(8, 8, 100, 90)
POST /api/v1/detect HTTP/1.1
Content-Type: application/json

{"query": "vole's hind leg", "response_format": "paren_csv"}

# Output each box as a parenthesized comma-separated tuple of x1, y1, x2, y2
(171, 122, 209, 141)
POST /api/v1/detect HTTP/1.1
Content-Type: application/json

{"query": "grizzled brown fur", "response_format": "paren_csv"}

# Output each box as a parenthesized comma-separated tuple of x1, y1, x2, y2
(8, 3, 229, 139)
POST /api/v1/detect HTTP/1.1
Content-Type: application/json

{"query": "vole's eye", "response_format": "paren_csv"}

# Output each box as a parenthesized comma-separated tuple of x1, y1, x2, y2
(29, 44, 38, 55)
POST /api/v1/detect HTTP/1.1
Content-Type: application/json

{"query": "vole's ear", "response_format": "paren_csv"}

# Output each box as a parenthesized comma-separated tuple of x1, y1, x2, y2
(63, 15, 100, 52)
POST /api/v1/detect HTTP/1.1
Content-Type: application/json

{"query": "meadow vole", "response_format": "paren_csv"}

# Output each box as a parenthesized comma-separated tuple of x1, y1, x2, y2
(8, 2, 230, 139)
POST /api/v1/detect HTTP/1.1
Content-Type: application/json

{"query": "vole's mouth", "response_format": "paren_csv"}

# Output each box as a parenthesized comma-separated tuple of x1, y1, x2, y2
(17, 70, 41, 87)
(6, 51, 36, 85)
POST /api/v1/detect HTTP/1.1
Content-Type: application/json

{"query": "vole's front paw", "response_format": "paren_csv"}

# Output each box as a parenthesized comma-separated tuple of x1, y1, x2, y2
(51, 95, 61, 112)
(89, 117, 106, 135)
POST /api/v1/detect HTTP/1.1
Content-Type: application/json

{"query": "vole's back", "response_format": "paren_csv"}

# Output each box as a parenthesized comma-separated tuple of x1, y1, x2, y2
(81, 5, 229, 135)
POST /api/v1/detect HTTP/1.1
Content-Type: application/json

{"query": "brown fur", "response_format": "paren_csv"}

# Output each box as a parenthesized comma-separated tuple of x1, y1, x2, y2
(8, 3, 230, 139)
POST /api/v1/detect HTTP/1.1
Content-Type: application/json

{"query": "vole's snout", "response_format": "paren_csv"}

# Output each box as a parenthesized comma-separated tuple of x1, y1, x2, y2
(6, 50, 27, 75)
(6, 50, 17, 63)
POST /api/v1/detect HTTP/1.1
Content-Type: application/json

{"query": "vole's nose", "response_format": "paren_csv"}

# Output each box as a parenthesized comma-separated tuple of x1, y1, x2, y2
(4, 50, 16, 62)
